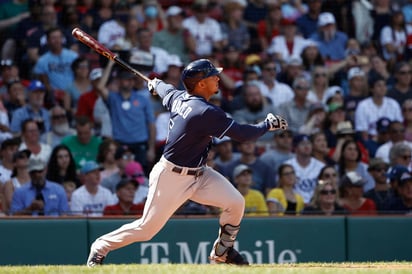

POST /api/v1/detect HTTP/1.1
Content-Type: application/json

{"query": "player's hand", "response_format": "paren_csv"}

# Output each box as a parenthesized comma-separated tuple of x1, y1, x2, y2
(266, 113, 288, 131)
(147, 78, 161, 95)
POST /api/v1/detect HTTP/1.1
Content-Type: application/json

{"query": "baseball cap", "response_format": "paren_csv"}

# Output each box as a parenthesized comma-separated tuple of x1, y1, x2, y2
(115, 145, 134, 160)
(124, 161, 145, 185)
(167, 54, 183, 68)
(399, 171, 412, 186)
(12, 149, 31, 162)
(293, 134, 311, 146)
(115, 178, 138, 191)
(376, 117, 391, 133)
(386, 165, 410, 181)
(28, 158, 46, 173)
(348, 67, 365, 80)
(166, 5, 183, 17)
(336, 121, 356, 135)
(318, 12, 336, 27)
(340, 171, 365, 187)
(233, 164, 252, 178)
(367, 157, 389, 172)
(214, 136, 231, 145)
(324, 86, 343, 104)
(27, 80, 46, 92)
(89, 68, 103, 81)
(80, 161, 101, 175)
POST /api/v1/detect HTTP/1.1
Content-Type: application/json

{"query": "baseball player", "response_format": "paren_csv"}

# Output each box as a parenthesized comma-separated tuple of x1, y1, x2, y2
(87, 59, 288, 266)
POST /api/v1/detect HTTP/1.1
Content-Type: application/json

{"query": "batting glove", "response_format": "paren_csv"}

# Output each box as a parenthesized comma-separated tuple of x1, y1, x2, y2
(265, 113, 288, 131)
(147, 78, 162, 95)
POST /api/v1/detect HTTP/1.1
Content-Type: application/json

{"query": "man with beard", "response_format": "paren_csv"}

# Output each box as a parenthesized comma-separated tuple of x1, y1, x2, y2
(278, 76, 313, 133)
(232, 81, 277, 146)
(10, 158, 69, 216)
(41, 106, 75, 148)
(309, 12, 348, 62)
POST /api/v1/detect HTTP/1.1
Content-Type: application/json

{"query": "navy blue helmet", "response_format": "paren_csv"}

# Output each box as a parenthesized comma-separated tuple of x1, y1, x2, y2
(181, 59, 223, 92)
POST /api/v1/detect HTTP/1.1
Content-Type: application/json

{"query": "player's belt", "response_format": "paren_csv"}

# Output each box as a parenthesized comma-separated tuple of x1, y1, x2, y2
(172, 166, 204, 177)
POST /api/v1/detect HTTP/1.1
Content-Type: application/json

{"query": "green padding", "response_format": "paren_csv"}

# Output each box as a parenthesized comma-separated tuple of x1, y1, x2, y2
(88, 217, 346, 264)
(0, 219, 88, 265)
(346, 217, 412, 261)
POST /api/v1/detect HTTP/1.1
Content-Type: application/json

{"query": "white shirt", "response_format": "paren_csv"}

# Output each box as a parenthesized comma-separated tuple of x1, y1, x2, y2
(0, 165, 12, 184)
(375, 140, 412, 163)
(19, 142, 52, 164)
(256, 80, 294, 108)
(182, 16, 223, 56)
(355, 97, 403, 136)
(97, 20, 126, 49)
(70, 185, 115, 216)
(268, 36, 308, 61)
(285, 157, 325, 203)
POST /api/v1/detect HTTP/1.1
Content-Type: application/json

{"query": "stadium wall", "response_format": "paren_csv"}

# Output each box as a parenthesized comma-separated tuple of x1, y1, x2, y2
(0, 216, 410, 265)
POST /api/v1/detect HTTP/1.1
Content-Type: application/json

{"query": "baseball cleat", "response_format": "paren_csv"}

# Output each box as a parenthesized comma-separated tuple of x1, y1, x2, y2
(87, 251, 105, 267)
(209, 247, 249, 265)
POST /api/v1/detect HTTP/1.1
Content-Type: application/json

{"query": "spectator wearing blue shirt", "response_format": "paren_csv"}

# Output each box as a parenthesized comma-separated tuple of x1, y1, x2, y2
(97, 67, 156, 173)
(296, 0, 322, 38)
(310, 12, 348, 62)
(10, 158, 69, 216)
(10, 80, 50, 135)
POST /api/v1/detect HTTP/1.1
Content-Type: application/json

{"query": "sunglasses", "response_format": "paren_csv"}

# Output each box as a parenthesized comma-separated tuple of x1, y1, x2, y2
(320, 189, 336, 195)
(401, 155, 412, 161)
(264, 67, 276, 71)
(322, 172, 337, 179)
(52, 114, 66, 120)
(295, 86, 310, 90)
(398, 70, 412, 75)
(281, 171, 295, 176)
(314, 73, 327, 78)
(402, 107, 412, 112)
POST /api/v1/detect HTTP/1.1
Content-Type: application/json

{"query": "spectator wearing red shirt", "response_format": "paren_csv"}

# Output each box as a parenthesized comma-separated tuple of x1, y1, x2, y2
(103, 178, 144, 216)
(339, 171, 377, 215)
(75, 68, 102, 122)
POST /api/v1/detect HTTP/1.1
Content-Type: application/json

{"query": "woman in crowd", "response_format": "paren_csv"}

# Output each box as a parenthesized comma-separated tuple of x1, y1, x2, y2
(302, 180, 347, 215)
(307, 65, 330, 103)
(46, 144, 79, 187)
(266, 164, 304, 215)
(402, 99, 412, 142)
(300, 41, 325, 74)
(64, 57, 92, 118)
(2, 149, 31, 214)
(96, 138, 119, 181)
(317, 165, 340, 188)
(310, 132, 335, 165)
(337, 140, 374, 192)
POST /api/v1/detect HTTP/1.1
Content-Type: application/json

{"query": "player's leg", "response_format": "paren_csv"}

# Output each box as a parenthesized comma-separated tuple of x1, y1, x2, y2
(87, 163, 194, 266)
(190, 167, 249, 265)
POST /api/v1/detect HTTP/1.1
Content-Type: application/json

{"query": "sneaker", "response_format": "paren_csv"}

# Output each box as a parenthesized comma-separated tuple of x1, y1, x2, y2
(209, 247, 249, 265)
(87, 251, 105, 267)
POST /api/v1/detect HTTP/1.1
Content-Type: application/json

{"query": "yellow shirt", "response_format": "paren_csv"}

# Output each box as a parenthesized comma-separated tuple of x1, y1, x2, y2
(244, 189, 269, 216)
(266, 188, 305, 215)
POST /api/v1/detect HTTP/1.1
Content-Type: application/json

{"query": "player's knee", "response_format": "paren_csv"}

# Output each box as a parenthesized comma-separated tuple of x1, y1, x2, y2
(224, 192, 245, 213)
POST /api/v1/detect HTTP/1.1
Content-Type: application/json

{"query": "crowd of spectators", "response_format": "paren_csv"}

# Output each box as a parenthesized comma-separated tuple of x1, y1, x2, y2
(1, 0, 412, 216)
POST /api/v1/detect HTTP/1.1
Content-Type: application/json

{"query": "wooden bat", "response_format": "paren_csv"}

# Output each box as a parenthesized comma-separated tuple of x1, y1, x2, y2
(72, 27, 150, 82)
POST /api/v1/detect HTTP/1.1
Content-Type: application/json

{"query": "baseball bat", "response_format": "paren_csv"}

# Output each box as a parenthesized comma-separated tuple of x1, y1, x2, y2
(72, 27, 150, 82)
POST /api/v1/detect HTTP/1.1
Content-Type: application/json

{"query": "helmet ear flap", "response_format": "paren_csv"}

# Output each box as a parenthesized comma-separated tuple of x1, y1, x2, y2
(183, 77, 201, 92)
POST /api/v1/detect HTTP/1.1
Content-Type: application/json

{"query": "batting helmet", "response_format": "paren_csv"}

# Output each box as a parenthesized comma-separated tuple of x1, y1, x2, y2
(181, 59, 223, 92)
